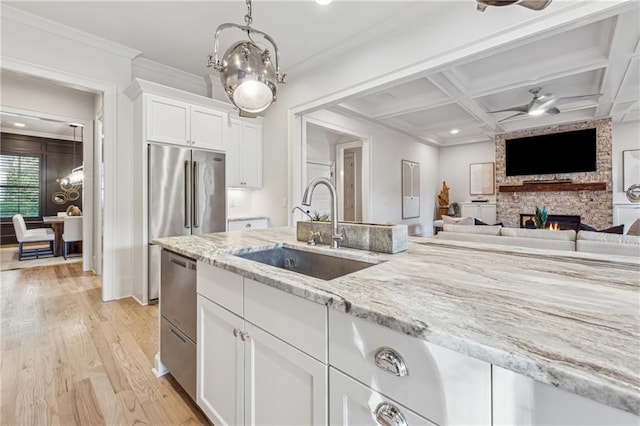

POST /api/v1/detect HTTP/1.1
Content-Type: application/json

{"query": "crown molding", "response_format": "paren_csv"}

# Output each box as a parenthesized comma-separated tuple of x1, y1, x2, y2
(132, 57, 209, 97)
(1, 5, 141, 60)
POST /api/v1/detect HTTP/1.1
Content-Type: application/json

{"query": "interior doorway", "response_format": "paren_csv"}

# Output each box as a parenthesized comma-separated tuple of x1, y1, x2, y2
(0, 69, 104, 282)
(300, 117, 371, 224)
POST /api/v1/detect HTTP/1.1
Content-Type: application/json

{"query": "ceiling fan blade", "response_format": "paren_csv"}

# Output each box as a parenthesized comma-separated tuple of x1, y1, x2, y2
(555, 94, 603, 105)
(498, 112, 526, 122)
(546, 107, 560, 115)
(517, 0, 553, 10)
(488, 104, 529, 114)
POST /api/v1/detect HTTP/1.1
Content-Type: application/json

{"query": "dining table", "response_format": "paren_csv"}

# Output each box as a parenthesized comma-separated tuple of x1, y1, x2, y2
(42, 216, 64, 257)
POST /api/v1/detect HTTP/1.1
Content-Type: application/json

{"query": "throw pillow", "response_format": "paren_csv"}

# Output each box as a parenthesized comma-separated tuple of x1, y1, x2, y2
(442, 215, 474, 226)
(627, 219, 640, 236)
(579, 223, 624, 234)
(474, 218, 488, 225)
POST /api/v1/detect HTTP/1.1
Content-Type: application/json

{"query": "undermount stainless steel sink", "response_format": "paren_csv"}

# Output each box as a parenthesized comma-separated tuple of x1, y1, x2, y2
(234, 246, 379, 280)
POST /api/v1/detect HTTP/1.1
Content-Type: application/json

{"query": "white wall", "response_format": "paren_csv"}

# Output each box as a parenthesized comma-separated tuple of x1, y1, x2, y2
(438, 141, 496, 205)
(2, 5, 139, 302)
(306, 110, 439, 236)
(612, 121, 640, 201)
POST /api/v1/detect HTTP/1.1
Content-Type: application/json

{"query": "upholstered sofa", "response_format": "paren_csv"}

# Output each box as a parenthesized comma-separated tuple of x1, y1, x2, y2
(435, 224, 640, 257)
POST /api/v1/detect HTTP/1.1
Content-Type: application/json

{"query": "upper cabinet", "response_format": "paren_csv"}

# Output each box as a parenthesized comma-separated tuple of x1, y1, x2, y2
(146, 94, 226, 151)
(225, 118, 263, 189)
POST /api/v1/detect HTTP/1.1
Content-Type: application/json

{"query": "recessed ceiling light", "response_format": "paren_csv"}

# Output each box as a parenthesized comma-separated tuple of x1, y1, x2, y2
(450, 129, 459, 134)
(14, 122, 26, 127)
(316, 0, 332, 4)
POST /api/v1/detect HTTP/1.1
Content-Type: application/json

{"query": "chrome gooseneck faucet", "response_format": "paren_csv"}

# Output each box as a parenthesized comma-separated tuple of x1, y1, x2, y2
(301, 177, 344, 249)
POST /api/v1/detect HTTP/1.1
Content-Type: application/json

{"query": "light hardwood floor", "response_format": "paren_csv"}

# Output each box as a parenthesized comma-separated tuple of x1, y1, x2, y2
(1, 262, 210, 425)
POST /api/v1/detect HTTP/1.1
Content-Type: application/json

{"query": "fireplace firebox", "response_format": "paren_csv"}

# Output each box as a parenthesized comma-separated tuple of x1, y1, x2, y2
(520, 214, 581, 232)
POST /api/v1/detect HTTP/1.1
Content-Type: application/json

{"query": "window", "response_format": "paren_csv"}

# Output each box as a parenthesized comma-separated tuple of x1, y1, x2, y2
(0, 154, 41, 218)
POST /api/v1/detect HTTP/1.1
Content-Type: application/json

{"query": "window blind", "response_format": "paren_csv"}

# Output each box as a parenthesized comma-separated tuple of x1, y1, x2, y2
(0, 154, 41, 218)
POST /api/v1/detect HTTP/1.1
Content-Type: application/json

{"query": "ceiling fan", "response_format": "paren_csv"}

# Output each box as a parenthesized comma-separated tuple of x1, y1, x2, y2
(476, 0, 552, 12)
(488, 87, 603, 122)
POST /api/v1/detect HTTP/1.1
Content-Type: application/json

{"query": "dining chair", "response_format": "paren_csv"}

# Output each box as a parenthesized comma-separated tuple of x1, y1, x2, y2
(12, 214, 55, 260)
(62, 216, 83, 259)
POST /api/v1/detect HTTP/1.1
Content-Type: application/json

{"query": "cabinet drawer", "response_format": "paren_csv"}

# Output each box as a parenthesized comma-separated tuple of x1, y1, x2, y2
(244, 278, 327, 363)
(228, 218, 268, 232)
(329, 310, 491, 425)
(161, 317, 196, 401)
(197, 261, 243, 316)
(329, 367, 435, 426)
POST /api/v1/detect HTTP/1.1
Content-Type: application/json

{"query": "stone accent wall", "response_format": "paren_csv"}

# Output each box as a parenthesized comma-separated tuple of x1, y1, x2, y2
(496, 118, 612, 229)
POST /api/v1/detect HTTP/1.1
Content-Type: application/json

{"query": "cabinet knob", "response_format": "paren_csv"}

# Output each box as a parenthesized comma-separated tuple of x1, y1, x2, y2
(374, 402, 408, 426)
(191, 140, 196, 145)
(245, 223, 252, 228)
(240, 332, 249, 341)
(233, 328, 240, 337)
(374, 347, 409, 377)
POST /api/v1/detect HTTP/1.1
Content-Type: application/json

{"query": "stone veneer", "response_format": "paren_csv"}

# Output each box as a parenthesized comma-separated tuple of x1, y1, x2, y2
(496, 118, 612, 230)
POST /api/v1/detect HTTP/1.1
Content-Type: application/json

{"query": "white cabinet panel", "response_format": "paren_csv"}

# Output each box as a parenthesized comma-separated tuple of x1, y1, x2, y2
(245, 322, 327, 426)
(190, 106, 225, 151)
(197, 295, 244, 426)
(245, 278, 328, 363)
(493, 366, 639, 426)
(225, 118, 262, 188)
(197, 261, 244, 316)
(613, 204, 640, 233)
(460, 202, 497, 224)
(227, 218, 269, 232)
(146, 95, 190, 145)
(329, 367, 435, 426)
(329, 309, 491, 425)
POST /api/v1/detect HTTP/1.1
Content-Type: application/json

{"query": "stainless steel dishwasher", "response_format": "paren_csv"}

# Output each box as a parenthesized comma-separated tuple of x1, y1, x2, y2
(160, 249, 197, 401)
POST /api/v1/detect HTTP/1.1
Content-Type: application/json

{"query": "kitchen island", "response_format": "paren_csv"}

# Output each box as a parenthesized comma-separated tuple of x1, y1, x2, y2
(153, 226, 639, 421)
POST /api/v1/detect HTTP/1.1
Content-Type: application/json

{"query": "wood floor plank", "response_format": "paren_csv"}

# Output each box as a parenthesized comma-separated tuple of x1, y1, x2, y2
(0, 262, 207, 426)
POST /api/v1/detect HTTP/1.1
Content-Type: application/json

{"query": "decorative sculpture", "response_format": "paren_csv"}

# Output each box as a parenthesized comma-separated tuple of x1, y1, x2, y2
(437, 181, 450, 207)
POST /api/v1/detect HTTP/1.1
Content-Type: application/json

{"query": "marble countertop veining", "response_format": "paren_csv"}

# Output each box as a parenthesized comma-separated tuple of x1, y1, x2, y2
(153, 227, 640, 415)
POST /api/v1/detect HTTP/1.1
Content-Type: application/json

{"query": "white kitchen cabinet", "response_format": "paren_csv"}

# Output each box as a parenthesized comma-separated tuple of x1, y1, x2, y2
(493, 366, 639, 425)
(244, 322, 327, 426)
(197, 295, 244, 426)
(225, 118, 262, 188)
(227, 218, 269, 232)
(329, 309, 491, 425)
(196, 263, 328, 426)
(329, 367, 435, 426)
(146, 94, 226, 151)
(460, 202, 497, 224)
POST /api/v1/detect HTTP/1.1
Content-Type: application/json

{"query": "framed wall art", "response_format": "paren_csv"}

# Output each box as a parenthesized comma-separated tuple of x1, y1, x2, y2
(623, 149, 640, 191)
(469, 162, 495, 195)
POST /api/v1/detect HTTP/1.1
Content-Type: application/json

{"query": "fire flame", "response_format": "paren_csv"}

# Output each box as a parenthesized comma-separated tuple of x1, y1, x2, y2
(548, 222, 560, 231)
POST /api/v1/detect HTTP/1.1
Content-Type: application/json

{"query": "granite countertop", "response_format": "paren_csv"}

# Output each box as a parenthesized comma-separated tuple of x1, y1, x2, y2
(153, 227, 640, 415)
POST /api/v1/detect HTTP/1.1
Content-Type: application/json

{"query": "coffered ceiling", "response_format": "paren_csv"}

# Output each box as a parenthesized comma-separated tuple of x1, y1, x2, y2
(2, 1, 639, 146)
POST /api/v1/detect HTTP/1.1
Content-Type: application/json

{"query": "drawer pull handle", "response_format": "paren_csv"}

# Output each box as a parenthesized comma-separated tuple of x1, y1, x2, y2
(374, 402, 408, 426)
(169, 327, 186, 344)
(375, 347, 409, 377)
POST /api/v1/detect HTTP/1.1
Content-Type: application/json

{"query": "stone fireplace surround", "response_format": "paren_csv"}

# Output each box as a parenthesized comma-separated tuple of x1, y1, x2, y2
(495, 118, 612, 230)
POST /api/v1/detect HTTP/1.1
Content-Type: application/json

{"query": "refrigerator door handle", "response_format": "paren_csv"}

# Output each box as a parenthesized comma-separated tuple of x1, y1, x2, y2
(184, 160, 191, 229)
(193, 161, 200, 228)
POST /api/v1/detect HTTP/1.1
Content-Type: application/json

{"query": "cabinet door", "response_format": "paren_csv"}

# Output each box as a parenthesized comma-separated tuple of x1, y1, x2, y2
(225, 119, 243, 187)
(146, 94, 190, 145)
(197, 295, 244, 426)
(241, 122, 262, 188)
(191, 106, 226, 151)
(460, 203, 479, 219)
(329, 368, 435, 426)
(244, 322, 327, 426)
(480, 204, 497, 224)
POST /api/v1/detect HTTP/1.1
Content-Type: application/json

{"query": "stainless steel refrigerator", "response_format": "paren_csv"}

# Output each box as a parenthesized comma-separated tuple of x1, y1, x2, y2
(148, 144, 226, 303)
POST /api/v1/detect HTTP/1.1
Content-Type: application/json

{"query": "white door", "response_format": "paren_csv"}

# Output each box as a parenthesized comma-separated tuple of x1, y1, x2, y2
(197, 295, 245, 426)
(190, 106, 225, 151)
(329, 368, 435, 426)
(244, 322, 327, 426)
(306, 161, 334, 219)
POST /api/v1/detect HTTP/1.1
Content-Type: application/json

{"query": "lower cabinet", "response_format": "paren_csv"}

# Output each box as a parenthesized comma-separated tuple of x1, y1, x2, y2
(329, 367, 435, 426)
(197, 292, 327, 426)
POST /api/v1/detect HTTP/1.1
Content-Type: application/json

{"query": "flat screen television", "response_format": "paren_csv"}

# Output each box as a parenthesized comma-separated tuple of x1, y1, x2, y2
(505, 128, 597, 176)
